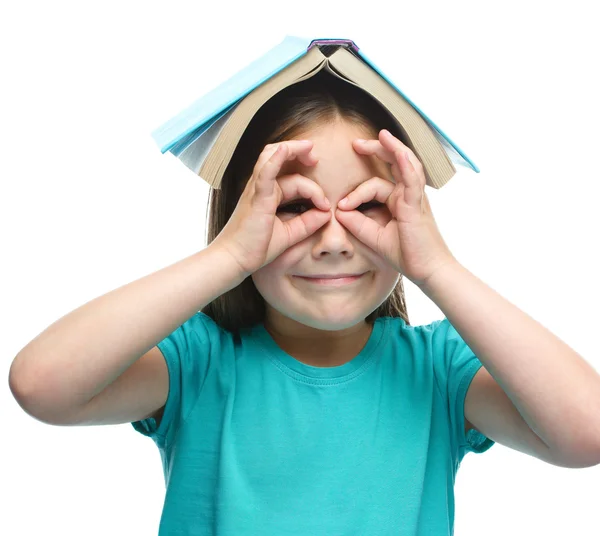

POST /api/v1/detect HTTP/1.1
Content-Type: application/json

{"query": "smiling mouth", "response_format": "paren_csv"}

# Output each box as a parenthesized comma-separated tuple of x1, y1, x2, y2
(293, 273, 367, 286)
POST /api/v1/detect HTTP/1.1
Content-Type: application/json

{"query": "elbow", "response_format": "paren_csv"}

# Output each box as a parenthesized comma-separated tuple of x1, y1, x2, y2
(560, 453, 600, 469)
(550, 436, 600, 469)
(9, 357, 32, 411)
(9, 357, 72, 426)
(9, 361, 48, 424)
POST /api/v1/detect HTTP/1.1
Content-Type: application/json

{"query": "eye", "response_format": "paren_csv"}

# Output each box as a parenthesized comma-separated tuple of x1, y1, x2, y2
(277, 200, 385, 215)
(277, 201, 312, 214)
(357, 201, 385, 212)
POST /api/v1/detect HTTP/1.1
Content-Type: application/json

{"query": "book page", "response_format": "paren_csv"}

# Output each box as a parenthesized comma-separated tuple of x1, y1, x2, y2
(178, 63, 327, 177)
(178, 105, 236, 174)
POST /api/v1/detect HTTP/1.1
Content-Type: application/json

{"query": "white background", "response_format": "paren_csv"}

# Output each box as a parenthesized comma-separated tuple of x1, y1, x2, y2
(3, 1, 600, 534)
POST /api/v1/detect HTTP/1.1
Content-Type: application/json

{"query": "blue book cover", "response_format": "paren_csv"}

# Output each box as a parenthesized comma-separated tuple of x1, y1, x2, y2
(152, 36, 479, 177)
(153, 36, 313, 154)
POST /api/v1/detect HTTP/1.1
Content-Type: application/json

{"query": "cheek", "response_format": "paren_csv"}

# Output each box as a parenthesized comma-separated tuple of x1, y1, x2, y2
(251, 246, 303, 294)
(381, 267, 401, 290)
(262, 244, 305, 273)
(251, 267, 279, 307)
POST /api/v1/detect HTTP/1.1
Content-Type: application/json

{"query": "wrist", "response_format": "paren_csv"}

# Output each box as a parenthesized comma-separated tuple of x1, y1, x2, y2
(207, 241, 253, 283)
(416, 257, 463, 294)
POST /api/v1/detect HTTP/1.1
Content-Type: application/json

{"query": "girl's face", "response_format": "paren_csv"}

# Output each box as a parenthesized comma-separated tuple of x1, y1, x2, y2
(251, 120, 400, 332)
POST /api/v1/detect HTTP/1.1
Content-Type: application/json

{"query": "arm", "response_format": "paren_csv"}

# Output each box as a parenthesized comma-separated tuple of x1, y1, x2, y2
(9, 245, 245, 422)
(419, 261, 600, 467)
(338, 129, 600, 467)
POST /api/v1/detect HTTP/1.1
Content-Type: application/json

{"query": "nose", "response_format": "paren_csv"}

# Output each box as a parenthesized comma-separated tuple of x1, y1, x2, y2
(311, 209, 355, 258)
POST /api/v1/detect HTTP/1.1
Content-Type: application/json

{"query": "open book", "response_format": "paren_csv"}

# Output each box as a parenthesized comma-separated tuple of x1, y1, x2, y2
(152, 36, 479, 189)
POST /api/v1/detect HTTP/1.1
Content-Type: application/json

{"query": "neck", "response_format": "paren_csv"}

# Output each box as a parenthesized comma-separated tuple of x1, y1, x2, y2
(263, 313, 373, 367)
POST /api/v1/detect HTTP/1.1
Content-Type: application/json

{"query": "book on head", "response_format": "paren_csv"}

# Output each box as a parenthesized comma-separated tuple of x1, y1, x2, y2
(151, 36, 479, 189)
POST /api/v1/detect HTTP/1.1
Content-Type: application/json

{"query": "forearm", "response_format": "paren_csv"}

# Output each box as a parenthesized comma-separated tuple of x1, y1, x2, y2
(10, 245, 245, 407)
(418, 261, 600, 456)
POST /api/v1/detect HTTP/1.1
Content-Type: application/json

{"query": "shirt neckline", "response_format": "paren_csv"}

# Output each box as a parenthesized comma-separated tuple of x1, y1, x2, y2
(251, 317, 389, 384)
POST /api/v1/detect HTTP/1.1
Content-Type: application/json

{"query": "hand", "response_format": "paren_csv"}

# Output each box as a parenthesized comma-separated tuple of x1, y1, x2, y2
(334, 129, 457, 287)
(212, 140, 331, 277)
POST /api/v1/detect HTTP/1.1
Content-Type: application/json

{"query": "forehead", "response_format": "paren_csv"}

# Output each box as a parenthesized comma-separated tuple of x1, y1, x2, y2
(278, 121, 394, 195)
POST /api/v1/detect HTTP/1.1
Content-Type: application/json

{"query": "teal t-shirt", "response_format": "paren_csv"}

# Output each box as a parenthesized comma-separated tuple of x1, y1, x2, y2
(132, 312, 494, 535)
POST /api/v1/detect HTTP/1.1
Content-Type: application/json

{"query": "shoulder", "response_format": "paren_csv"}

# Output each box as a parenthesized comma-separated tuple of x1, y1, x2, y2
(157, 312, 240, 377)
(176, 312, 236, 344)
(380, 315, 446, 345)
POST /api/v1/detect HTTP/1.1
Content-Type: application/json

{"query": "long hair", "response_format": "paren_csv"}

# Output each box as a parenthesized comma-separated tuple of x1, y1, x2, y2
(202, 69, 410, 333)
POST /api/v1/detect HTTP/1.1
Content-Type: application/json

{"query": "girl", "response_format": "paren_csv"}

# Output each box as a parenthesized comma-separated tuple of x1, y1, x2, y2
(10, 71, 600, 535)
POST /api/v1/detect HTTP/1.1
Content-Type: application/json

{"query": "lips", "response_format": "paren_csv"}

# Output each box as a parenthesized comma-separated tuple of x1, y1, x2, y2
(293, 272, 367, 286)
(299, 273, 365, 279)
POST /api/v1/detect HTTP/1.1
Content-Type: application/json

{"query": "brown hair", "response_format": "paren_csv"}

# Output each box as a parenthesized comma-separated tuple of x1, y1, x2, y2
(201, 69, 410, 333)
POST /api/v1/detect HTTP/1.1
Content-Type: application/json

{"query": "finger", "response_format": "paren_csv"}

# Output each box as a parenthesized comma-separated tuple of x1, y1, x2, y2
(337, 176, 395, 212)
(334, 208, 385, 254)
(378, 129, 423, 192)
(395, 150, 424, 208)
(352, 138, 406, 190)
(253, 141, 319, 200)
(253, 140, 317, 182)
(283, 208, 331, 247)
(354, 130, 420, 176)
(277, 173, 331, 211)
(253, 144, 289, 199)
(353, 129, 412, 160)
(293, 141, 320, 167)
(352, 138, 396, 166)
(354, 132, 423, 206)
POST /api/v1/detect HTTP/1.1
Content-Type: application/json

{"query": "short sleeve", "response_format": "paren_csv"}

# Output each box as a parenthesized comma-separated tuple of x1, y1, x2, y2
(131, 312, 221, 449)
(431, 318, 495, 462)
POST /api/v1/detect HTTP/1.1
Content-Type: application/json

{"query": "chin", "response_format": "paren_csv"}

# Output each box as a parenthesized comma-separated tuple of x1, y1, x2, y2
(253, 269, 398, 331)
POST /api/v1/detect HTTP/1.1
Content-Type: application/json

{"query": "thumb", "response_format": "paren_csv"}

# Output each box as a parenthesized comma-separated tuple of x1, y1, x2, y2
(283, 209, 331, 247)
(334, 209, 383, 253)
